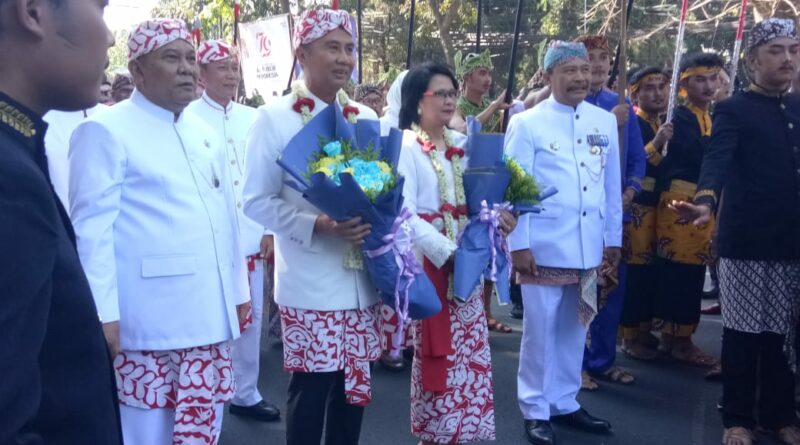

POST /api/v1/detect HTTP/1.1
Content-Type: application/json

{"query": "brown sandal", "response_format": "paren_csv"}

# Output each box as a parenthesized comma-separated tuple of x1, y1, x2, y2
(622, 340, 658, 361)
(722, 427, 754, 445)
(595, 366, 635, 385)
(581, 370, 600, 391)
(487, 317, 513, 333)
(779, 425, 800, 445)
(672, 345, 719, 368)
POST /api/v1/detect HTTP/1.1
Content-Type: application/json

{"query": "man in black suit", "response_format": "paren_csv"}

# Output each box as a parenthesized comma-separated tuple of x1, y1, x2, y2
(0, 0, 121, 444)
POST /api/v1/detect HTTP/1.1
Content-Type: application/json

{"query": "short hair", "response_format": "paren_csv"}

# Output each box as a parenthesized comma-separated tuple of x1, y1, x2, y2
(399, 62, 459, 130)
(679, 52, 725, 74)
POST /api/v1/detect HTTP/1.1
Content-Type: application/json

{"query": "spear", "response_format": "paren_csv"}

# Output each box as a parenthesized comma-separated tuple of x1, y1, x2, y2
(476, 0, 483, 52)
(608, 0, 634, 88)
(729, 0, 748, 96)
(501, 0, 524, 132)
(664, 0, 689, 156)
(357, 0, 363, 83)
(406, 0, 417, 69)
(617, 0, 629, 179)
(233, 0, 241, 46)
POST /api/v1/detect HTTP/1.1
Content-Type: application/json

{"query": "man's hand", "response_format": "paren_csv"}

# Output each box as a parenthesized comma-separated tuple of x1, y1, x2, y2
(604, 247, 622, 269)
(314, 214, 372, 244)
(669, 201, 712, 226)
(498, 209, 517, 236)
(653, 122, 674, 148)
(611, 104, 630, 127)
(622, 187, 636, 213)
(236, 301, 252, 328)
(511, 249, 537, 277)
(490, 90, 513, 112)
(102, 321, 121, 357)
(259, 235, 274, 261)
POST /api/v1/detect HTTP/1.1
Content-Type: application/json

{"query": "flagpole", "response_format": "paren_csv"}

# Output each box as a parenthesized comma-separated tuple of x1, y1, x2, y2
(357, 0, 363, 83)
(233, 0, 240, 45)
(664, 0, 690, 157)
(502, 0, 524, 132)
(406, 0, 416, 69)
(729, 0, 747, 96)
(476, 0, 483, 52)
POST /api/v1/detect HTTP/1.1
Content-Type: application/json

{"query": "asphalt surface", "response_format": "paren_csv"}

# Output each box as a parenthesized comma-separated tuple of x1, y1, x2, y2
(219, 300, 786, 445)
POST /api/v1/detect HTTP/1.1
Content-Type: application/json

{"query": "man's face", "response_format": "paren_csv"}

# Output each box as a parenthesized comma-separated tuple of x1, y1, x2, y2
(130, 39, 198, 114)
(545, 58, 591, 107)
(199, 57, 240, 102)
(37, 0, 114, 111)
(99, 82, 112, 103)
(360, 92, 385, 117)
(297, 28, 355, 92)
(464, 67, 492, 96)
(681, 70, 720, 107)
(713, 70, 731, 102)
(634, 74, 669, 114)
(112, 83, 134, 103)
(748, 37, 800, 88)
(587, 48, 611, 89)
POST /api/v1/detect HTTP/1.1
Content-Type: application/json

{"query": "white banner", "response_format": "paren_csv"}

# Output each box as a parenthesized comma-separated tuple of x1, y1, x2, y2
(238, 15, 293, 101)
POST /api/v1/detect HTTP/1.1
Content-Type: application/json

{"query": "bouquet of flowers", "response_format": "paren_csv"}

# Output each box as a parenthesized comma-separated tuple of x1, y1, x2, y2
(278, 103, 441, 326)
(453, 118, 558, 303)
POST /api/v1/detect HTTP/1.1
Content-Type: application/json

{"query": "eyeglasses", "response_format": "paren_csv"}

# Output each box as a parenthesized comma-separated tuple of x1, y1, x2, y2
(424, 89, 459, 100)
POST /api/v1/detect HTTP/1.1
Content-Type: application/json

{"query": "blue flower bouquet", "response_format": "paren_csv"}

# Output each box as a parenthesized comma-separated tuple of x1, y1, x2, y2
(278, 103, 441, 324)
(453, 118, 557, 303)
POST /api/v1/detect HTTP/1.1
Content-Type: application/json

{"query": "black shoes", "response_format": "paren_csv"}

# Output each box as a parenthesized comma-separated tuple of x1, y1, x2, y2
(551, 408, 612, 434)
(510, 302, 524, 320)
(524, 419, 555, 445)
(229, 400, 281, 422)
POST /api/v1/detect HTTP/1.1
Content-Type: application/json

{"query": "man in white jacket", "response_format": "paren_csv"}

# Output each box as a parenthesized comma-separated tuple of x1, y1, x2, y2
(505, 41, 622, 445)
(69, 19, 250, 445)
(186, 39, 280, 423)
(243, 8, 380, 445)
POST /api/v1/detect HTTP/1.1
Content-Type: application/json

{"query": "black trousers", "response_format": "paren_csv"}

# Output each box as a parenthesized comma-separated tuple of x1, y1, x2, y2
(722, 328, 796, 430)
(620, 263, 658, 335)
(655, 260, 705, 335)
(286, 370, 364, 445)
(510, 282, 523, 306)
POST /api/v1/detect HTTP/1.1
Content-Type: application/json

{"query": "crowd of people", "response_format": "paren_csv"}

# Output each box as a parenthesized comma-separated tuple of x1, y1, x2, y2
(1, 1, 800, 445)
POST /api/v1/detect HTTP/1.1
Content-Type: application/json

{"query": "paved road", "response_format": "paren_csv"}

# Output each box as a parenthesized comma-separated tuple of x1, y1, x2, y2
(220, 301, 785, 445)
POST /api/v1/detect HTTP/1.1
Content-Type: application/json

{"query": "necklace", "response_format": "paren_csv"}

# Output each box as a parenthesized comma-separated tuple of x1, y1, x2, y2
(292, 81, 360, 125)
(412, 124, 468, 243)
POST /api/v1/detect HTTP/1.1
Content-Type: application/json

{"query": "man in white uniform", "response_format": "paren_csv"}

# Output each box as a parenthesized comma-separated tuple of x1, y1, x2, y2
(186, 39, 280, 422)
(243, 8, 380, 445)
(69, 19, 250, 445)
(505, 41, 622, 445)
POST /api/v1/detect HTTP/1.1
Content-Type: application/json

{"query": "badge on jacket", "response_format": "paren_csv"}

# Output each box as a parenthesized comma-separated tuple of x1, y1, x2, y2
(587, 134, 609, 155)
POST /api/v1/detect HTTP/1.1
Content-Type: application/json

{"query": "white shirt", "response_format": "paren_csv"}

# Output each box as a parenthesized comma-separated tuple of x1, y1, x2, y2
(397, 129, 468, 268)
(69, 90, 249, 351)
(43, 105, 105, 212)
(187, 92, 264, 256)
(243, 83, 380, 311)
(505, 96, 622, 270)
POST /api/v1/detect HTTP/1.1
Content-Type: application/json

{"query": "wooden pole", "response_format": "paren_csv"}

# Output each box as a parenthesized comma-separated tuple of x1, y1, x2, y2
(617, 0, 629, 181)
(357, 0, 363, 83)
(501, 0, 524, 132)
(406, 0, 417, 69)
(476, 0, 483, 52)
(608, 0, 634, 88)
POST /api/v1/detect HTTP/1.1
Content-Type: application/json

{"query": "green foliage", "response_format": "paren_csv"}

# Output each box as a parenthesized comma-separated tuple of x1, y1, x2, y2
(505, 158, 541, 205)
(107, 29, 131, 72)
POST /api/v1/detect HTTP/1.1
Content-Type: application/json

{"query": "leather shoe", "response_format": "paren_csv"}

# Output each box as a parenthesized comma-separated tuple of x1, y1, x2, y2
(229, 400, 281, 422)
(524, 419, 555, 445)
(551, 408, 612, 434)
(379, 352, 405, 372)
(510, 303, 524, 320)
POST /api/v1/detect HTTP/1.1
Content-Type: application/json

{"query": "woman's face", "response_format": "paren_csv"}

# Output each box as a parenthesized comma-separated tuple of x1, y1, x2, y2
(419, 74, 457, 128)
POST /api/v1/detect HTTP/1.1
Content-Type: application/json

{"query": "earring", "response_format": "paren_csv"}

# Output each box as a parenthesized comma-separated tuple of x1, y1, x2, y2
(417, 107, 422, 114)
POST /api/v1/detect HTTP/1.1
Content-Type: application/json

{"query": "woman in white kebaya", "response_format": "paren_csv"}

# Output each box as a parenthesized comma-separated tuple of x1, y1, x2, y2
(397, 63, 516, 445)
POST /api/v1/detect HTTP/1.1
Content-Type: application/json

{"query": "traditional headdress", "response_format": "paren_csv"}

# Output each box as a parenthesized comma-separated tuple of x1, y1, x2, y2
(128, 18, 192, 62)
(354, 83, 382, 102)
(747, 17, 798, 52)
(197, 40, 236, 65)
(543, 41, 589, 71)
(574, 34, 610, 53)
(292, 8, 353, 51)
(629, 67, 669, 94)
(453, 49, 494, 80)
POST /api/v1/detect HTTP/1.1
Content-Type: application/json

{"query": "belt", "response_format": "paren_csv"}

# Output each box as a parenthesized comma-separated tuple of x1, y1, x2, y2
(641, 177, 656, 192)
(669, 179, 697, 196)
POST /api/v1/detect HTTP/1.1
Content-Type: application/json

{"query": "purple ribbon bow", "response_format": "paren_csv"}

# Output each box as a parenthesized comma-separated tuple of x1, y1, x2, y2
(365, 207, 421, 356)
(478, 200, 512, 282)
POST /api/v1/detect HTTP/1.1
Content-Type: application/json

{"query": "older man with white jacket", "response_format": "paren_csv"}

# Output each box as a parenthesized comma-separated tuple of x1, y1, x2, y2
(69, 19, 249, 445)
(505, 41, 622, 445)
